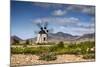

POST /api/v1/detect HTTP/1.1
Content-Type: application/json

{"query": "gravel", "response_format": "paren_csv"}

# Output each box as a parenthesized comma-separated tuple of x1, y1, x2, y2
(11, 54, 95, 66)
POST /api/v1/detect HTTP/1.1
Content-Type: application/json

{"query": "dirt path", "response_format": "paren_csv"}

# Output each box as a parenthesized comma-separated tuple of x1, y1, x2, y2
(11, 54, 94, 66)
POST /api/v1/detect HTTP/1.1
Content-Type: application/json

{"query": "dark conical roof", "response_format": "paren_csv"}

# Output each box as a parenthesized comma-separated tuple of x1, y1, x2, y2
(39, 30, 46, 34)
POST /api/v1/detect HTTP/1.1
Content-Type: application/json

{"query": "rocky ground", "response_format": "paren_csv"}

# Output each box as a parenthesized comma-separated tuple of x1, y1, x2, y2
(11, 54, 95, 66)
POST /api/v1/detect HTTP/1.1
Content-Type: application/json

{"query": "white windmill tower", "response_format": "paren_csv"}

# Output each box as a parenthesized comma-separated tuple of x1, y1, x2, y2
(36, 22, 49, 44)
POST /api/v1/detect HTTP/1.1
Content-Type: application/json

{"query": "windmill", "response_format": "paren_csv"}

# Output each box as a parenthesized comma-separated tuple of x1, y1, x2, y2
(35, 22, 52, 44)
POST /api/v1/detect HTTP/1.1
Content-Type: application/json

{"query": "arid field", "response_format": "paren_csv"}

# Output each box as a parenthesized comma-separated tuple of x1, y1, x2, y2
(11, 41, 95, 66)
(11, 54, 95, 66)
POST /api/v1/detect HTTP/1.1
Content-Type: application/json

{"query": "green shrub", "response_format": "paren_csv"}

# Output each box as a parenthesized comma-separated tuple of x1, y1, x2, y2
(54, 48, 68, 55)
(49, 45, 58, 52)
(57, 41, 64, 48)
(26, 40, 30, 45)
(39, 52, 57, 61)
(66, 41, 95, 55)
(36, 42, 56, 45)
(11, 47, 24, 54)
(11, 41, 95, 56)
(36, 46, 50, 55)
(83, 54, 95, 59)
(23, 47, 37, 54)
(12, 39, 19, 45)
(11, 47, 37, 54)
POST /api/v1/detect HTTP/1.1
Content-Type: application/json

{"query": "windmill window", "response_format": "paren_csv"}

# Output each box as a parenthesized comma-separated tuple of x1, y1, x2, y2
(44, 37, 46, 41)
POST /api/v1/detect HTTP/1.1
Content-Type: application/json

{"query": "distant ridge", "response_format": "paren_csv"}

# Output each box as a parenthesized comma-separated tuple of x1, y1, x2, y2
(76, 33, 95, 41)
(11, 32, 95, 43)
(11, 35, 23, 44)
(11, 35, 23, 41)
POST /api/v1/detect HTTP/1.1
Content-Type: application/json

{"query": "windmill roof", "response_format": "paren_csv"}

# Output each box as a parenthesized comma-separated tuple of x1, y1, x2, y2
(39, 30, 46, 34)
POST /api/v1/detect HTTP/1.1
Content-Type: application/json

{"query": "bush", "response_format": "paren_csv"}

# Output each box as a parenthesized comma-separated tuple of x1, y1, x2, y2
(11, 46, 51, 55)
(11, 47, 40, 54)
(39, 52, 57, 61)
(26, 40, 30, 45)
(49, 45, 58, 52)
(12, 39, 19, 45)
(11, 41, 95, 56)
(23, 47, 38, 54)
(11, 47, 24, 54)
(83, 54, 95, 59)
(57, 41, 64, 48)
(35, 46, 50, 55)
(66, 41, 95, 55)
(36, 42, 56, 45)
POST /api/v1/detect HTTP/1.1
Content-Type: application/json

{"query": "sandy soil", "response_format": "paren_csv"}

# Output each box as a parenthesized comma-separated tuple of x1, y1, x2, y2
(11, 54, 95, 66)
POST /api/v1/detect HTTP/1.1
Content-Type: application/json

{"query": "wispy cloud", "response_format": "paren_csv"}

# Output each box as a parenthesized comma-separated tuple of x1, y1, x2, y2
(75, 22, 95, 29)
(51, 25, 94, 36)
(33, 16, 95, 35)
(66, 5, 95, 16)
(33, 17, 79, 26)
(33, 2, 95, 16)
(33, 17, 94, 28)
(33, 2, 63, 8)
(52, 9, 67, 16)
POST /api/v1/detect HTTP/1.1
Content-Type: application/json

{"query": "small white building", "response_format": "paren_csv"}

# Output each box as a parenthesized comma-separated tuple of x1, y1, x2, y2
(36, 27, 48, 43)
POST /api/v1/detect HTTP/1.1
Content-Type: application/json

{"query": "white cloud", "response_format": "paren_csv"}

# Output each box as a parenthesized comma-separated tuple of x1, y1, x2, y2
(33, 2, 63, 8)
(51, 5, 95, 16)
(76, 22, 95, 29)
(33, 2, 95, 16)
(54, 26, 94, 36)
(66, 5, 95, 16)
(52, 9, 67, 16)
(33, 18, 42, 23)
(33, 16, 95, 35)
(33, 17, 95, 29)
(72, 28, 94, 35)
(33, 17, 79, 26)
(82, 7, 95, 16)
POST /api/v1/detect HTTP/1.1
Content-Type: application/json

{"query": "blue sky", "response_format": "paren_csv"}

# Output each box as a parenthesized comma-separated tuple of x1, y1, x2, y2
(11, 1, 95, 40)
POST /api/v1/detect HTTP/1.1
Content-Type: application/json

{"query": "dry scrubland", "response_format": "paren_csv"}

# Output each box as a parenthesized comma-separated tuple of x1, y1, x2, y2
(11, 41, 95, 66)
(11, 54, 94, 66)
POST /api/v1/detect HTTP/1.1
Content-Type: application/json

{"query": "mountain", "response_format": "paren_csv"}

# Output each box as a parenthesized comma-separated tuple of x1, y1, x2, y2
(48, 32, 78, 41)
(48, 32, 95, 42)
(76, 33, 95, 41)
(11, 32, 95, 43)
(11, 35, 23, 44)
(11, 35, 23, 41)
(49, 32, 74, 38)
